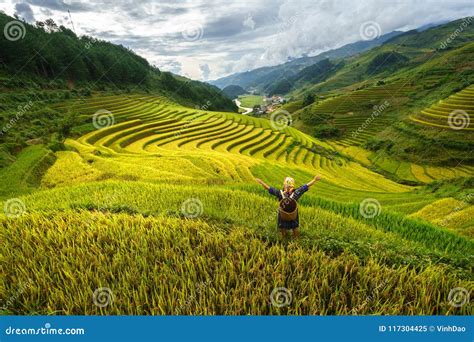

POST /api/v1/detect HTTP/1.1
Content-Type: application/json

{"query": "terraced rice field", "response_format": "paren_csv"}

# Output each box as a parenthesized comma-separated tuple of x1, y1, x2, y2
(304, 82, 414, 146)
(26, 92, 474, 220)
(368, 153, 474, 184)
(332, 137, 472, 185)
(18, 93, 473, 211)
(1, 93, 473, 315)
(61, 94, 409, 193)
(410, 198, 474, 238)
(411, 85, 474, 130)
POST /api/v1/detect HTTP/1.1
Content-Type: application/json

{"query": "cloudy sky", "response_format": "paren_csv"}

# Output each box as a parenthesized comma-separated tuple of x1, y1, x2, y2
(1, 0, 473, 81)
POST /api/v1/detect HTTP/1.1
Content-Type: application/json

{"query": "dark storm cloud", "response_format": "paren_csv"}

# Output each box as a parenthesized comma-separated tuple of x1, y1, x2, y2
(203, 15, 252, 39)
(125, 4, 188, 21)
(14, 3, 35, 22)
(26, 0, 92, 12)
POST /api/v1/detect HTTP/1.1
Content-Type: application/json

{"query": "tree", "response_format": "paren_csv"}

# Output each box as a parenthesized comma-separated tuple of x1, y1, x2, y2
(303, 94, 315, 107)
(44, 18, 58, 33)
(252, 105, 262, 114)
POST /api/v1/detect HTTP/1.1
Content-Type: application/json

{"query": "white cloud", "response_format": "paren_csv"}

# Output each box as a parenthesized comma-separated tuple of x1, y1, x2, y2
(242, 14, 256, 30)
(199, 63, 211, 80)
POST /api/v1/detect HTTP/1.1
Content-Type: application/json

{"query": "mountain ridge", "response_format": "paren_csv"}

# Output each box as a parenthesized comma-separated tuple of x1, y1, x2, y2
(209, 20, 455, 92)
(209, 30, 404, 91)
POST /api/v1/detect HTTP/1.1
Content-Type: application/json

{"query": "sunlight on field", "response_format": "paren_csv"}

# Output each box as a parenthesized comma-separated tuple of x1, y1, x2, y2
(238, 95, 265, 108)
(1, 93, 472, 316)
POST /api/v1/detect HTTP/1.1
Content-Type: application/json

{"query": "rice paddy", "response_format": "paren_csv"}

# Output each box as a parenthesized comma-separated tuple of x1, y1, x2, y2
(1, 92, 472, 315)
(411, 85, 474, 131)
(2, 210, 471, 315)
(298, 81, 413, 147)
(313, 83, 474, 185)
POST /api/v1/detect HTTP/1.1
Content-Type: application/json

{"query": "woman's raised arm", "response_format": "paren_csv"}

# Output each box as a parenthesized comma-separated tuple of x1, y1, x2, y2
(255, 178, 270, 190)
(307, 175, 321, 188)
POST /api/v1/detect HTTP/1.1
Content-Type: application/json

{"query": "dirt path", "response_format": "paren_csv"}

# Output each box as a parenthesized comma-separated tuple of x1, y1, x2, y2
(233, 99, 252, 115)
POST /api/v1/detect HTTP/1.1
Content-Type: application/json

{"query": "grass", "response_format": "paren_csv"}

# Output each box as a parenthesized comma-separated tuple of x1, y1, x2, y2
(411, 84, 474, 130)
(2, 210, 471, 315)
(1, 93, 472, 316)
(0, 145, 56, 198)
(238, 95, 265, 108)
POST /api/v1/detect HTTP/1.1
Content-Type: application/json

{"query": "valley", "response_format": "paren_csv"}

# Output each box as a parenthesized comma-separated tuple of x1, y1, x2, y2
(0, 11, 472, 316)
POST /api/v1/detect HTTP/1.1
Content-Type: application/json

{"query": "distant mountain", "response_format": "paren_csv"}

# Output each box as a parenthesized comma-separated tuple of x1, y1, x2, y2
(284, 17, 474, 167)
(221, 85, 247, 99)
(416, 20, 450, 32)
(381, 17, 474, 49)
(287, 17, 474, 103)
(210, 30, 404, 91)
(265, 59, 344, 95)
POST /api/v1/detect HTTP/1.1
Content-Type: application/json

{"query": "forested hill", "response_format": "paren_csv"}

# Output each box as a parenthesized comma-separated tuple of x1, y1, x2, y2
(0, 13, 236, 112)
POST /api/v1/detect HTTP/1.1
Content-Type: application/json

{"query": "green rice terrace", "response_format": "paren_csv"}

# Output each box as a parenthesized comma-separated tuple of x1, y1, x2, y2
(1, 12, 473, 317)
(411, 84, 474, 130)
(290, 79, 474, 185)
(296, 80, 414, 146)
(1, 92, 473, 315)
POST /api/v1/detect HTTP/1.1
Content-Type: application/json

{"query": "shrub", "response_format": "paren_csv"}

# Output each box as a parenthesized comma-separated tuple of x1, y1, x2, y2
(313, 124, 342, 138)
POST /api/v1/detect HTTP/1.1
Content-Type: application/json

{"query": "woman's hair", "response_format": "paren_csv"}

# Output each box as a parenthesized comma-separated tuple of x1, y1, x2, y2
(284, 177, 295, 189)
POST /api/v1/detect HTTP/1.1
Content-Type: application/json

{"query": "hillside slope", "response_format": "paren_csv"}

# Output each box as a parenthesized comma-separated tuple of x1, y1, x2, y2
(210, 31, 403, 91)
(1, 13, 472, 317)
(271, 18, 474, 185)
(0, 13, 236, 113)
(1, 93, 472, 315)
(222, 84, 247, 99)
(0, 12, 238, 167)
